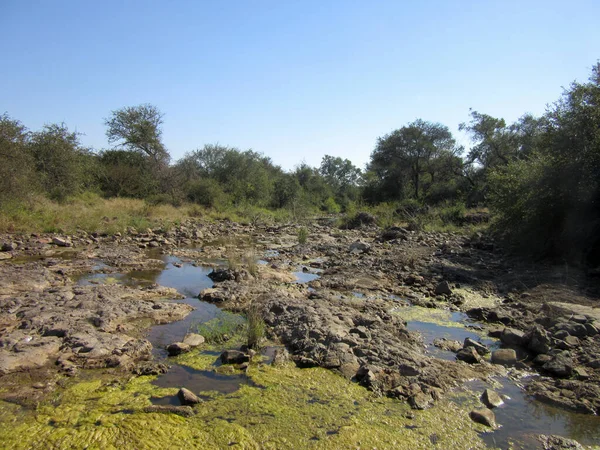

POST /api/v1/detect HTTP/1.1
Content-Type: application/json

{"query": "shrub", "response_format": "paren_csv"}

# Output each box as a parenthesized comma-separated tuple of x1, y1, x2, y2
(297, 226, 309, 244)
(245, 303, 265, 349)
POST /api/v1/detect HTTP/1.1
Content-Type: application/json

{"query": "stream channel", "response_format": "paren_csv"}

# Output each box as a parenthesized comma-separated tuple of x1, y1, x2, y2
(78, 252, 600, 449)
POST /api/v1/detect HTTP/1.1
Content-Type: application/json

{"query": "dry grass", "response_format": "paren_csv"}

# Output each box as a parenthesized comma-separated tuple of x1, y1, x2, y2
(0, 193, 195, 234)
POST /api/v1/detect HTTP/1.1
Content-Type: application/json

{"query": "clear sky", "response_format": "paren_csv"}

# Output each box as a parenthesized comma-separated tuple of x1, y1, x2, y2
(1, 1, 599, 171)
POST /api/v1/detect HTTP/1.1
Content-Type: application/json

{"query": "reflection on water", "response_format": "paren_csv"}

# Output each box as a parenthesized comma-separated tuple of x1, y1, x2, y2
(292, 271, 320, 284)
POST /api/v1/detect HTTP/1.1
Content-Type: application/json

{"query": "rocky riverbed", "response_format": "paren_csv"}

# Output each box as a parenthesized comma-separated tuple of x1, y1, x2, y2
(0, 218, 599, 448)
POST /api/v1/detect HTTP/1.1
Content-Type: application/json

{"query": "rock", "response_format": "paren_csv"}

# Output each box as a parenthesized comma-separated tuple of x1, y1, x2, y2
(554, 322, 588, 338)
(463, 337, 489, 355)
(0, 253, 12, 260)
(500, 327, 525, 346)
(349, 240, 371, 254)
(167, 342, 191, 356)
(525, 325, 552, 355)
(409, 392, 434, 410)
(208, 269, 235, 282)
(469, 408, 496, 427)
(52, 236, 72, 247)
(434, 281, 452, 296)
(133, 362, 168, 376)
(432, 338, 462, 353)
(491, 348, 517, 366)
(538, 434, 584, 450)
(456, 347, 481, 364)
(220, 350, 250, 364)
(480, 389, 504, 408)
(533, 354, 553, 365)
(199, 288, 226, 303)
(178, 387, 201, 405)
(272, 348, 290, 366)
(143, 405, 194, 417)
(543, 352, 573, 377)
(183, 333, 205, 348)
(573, 367, 590, 380)
(1, 242, 17, 252)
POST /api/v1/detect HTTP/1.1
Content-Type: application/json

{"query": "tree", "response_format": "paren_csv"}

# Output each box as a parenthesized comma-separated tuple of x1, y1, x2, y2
(104, 104, 170, 166)
(28, 123, 92, 201)
(0, 113, 36, 202)
(319, 155, 362, 206)
(97, 149, 158, 198)
(369, 119, 458, 200)
(488, 62, 600, 263)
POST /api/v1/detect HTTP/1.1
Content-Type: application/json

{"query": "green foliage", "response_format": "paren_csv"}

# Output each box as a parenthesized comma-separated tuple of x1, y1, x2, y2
(0, 114, 36, 202)
(28, 123, 93, 201)
(323, 197, 341, 213)
(297, 226, 309, 244)
(98, 149, 158, 198)
(196, 310, 246, 344)
(488, 63, 600, 263)
(186, 177, 230, 208)
(104, 104, 169, 165)
(366, 119, 461, 203)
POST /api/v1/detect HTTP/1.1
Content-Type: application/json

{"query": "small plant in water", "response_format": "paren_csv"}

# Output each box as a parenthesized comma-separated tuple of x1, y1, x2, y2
(245, 302, 265, 349)
(196, 310, 246, 343)
(297, 226, 308, 245)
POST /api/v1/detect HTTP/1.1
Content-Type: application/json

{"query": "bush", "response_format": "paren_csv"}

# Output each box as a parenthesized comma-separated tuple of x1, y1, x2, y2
(297, 226, 309, 244)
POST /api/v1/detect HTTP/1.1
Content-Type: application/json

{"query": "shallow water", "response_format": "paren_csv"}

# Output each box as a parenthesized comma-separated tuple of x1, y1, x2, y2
(402, 305, 600, 448)
(292, 271, 321, 283)
(151, 364, 256, 403)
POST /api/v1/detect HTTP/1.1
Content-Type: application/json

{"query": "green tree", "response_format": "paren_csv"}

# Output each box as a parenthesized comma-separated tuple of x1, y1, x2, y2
(104, 104, 170, 166)
(97, 149, 158, 198)
(369, 119, 458, 200)
(28, 123, 91, 201)
(0, 114, 36, 202)
(489, 62, 600, 263)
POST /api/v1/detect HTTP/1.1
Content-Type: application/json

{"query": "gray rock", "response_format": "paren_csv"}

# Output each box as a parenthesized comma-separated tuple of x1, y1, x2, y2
(1, 242, 17, 252)
(481, 389, 504, 408)
(349, 240, 371, 254)
(554, 322, 589, 338)
(52, 236, 72, 247)
(220, 350, 250, 364)
(525, 325, 552, 355)
(463, 337, 489, 355)
(433, 338, 462, 353)
(456, 347, 481, 364)
(533, 354, 553, 365)
(0, 253, 12, 260)
(409, 392, 434, 410)
(178, 387, 201, 405)
(543, 352, 573, 377)
(470, 408, 496, 427)
(573, 367, 590, 380)
(491, 348, 517, 366)
(538, 434, 584, 450)
(167, 342, 191, 356)
(500, 327, 525, 346)
(434, 281, 452, 296)
(182, 333, 205, 348)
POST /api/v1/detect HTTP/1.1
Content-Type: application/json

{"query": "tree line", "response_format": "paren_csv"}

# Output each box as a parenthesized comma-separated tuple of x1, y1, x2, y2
(1, 62, 599, 264)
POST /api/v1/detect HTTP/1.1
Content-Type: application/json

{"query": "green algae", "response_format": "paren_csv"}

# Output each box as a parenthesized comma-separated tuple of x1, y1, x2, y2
(0, 350, 493, 449)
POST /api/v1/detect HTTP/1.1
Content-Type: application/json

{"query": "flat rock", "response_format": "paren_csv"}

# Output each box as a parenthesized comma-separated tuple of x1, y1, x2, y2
(183, 333, 205, 348)
(538, 434, 584, 450)
(543, 352, 573, 377)
(481, 389, 504, 408)
(470, 408, 496, 427)
(52, 236, 72, 247)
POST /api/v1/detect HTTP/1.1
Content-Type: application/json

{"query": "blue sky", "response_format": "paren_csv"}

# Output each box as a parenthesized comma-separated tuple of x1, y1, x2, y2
(2, 1, 599, 170)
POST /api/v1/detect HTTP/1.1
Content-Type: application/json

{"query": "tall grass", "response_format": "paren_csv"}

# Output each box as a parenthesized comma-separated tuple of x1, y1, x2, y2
(245, 303, 265, 350)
